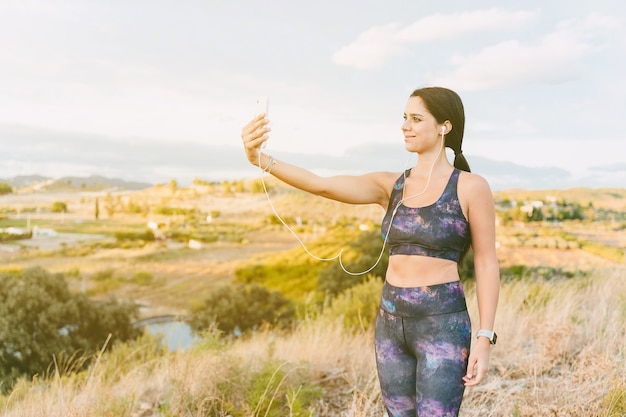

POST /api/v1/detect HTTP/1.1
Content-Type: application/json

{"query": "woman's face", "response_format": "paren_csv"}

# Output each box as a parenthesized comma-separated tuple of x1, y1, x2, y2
(401, 96, 442, 154)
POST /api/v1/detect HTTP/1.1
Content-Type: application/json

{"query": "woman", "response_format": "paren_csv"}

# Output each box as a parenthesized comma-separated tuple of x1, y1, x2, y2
(241, 87, 500, 416)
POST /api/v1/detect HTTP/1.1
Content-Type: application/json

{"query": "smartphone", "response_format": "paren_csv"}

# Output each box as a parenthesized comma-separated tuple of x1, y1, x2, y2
(255, 96, 269, 117)
(255, 96, 269, 148)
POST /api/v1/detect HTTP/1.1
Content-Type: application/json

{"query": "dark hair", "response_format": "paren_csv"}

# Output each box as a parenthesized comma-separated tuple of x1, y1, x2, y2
(410, 87, 470, 172)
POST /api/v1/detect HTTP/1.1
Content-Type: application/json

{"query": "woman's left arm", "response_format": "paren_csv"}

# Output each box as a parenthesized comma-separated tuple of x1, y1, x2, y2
(460, 173, 500, 386)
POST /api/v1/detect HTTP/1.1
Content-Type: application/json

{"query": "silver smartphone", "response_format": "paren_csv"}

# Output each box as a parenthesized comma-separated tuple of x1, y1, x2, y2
(255, 96, 269, 148)
(255, 96, 269, 117)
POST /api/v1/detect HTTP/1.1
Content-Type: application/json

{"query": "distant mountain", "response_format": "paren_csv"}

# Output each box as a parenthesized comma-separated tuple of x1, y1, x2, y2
(469, 157, 573, 190)
(2, 175, 49, 188)
(59, 175, 153, 190)
(281, 145, 626, 191)
(3, 125, 625, 190)
(0, 175, 152, 191)
(2, 152, 624, 192)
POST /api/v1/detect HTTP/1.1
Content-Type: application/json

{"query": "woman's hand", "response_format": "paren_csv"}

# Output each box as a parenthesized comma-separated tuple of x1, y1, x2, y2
(241, 114, 271, 166)
(463, 338, 492, 386)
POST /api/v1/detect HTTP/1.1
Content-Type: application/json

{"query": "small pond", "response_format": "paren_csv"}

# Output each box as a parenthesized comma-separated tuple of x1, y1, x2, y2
(144, 321, 200, 351)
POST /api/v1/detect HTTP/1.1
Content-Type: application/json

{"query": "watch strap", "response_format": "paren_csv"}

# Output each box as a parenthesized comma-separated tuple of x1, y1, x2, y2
(476, 329, 497, 345)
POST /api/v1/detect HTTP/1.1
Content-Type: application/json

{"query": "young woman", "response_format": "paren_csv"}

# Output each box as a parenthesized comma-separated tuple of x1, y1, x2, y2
(240, 87, 500, 416)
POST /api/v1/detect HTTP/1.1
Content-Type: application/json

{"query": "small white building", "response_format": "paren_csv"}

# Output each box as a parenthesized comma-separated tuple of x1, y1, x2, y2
(32, 226, 58, 238)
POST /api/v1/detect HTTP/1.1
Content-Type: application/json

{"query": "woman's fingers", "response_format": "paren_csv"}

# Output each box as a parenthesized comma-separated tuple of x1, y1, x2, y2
(241, 115, 270, 148)
(241, 115, 271, 164)
(464, 364, 486, 386)
(463, 348, 490, 386)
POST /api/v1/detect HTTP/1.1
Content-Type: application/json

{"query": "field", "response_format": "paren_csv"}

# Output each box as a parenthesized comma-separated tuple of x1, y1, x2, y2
(0, 181, 625, 416)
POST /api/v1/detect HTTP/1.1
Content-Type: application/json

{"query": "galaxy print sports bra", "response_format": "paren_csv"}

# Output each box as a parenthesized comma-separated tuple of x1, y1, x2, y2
(381, 168, 471, 263)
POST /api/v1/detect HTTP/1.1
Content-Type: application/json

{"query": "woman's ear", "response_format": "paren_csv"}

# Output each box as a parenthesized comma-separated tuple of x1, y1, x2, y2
(440, 121, 453, 135)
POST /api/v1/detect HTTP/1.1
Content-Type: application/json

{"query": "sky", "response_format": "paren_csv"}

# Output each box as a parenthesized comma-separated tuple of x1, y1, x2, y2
(1, 0, 625, 190)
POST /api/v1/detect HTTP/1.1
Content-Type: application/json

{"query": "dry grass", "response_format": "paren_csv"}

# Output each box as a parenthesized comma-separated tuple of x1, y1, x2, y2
(2, 187, 625, 415)
(462, 267, 626, 416)
(2, 267, 625, 417)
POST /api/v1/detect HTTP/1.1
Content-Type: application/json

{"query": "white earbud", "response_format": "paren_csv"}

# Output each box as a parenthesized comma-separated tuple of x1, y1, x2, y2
(441, 126, 446, 135)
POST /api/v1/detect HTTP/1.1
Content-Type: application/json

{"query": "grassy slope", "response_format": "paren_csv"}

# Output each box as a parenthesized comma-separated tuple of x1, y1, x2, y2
(1, 268, 625, 416)
(1, 184, 625, 415)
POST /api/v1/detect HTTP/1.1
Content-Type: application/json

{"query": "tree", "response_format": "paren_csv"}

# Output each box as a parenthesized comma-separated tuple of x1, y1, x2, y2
(0, 267, 140, 391)
(169, 179, 178, 195)
(104, 193, 116, 217)
(0, 183, 12, 195)
(51, 201, 67, 213)
(190, 283, 295, 335)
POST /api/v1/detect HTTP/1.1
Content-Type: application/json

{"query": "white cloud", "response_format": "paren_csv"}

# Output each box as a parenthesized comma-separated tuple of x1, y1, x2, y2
(435, 14, 620, 91)
(333, 8, 538, 70)
(394, 9, 538, 42)
(332, 23, 409, 70)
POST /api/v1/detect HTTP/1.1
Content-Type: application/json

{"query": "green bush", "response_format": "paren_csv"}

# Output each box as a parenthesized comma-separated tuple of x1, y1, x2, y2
(153, 206, 195, 216)
(168, 230, 219, 243)
(0, 267, 140, 392)
(0, 230, 31, 242)
(114, 229, 155, 242)
(190, 283, 295, 335)
(322, 275, 382, 330)
(51, 201, 67, 213)
(0, 183, 12, 195)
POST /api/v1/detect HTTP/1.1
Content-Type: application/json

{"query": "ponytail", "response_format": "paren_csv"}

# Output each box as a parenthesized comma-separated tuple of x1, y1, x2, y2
(452, 149, 471, 172)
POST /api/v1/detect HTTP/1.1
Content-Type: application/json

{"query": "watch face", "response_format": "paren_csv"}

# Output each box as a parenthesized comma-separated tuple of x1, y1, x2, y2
(492, 332, 497, 345)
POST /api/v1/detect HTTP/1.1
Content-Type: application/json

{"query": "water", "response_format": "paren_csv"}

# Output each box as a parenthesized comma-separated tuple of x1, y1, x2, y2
(145, 321, 200, 351)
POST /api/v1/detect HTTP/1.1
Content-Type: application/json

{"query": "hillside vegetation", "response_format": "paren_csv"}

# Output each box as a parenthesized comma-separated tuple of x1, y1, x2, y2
(1, 268, 624, 416)
(0, 180, 625, 416)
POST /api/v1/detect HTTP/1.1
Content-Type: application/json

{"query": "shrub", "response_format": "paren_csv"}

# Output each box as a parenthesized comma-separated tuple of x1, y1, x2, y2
(153, 206, 195, 216)
(322, 275, 382, 330)
(0, 183, 12, 195)
(0, 230, 31, 242)
(0, 267, 140, 392)
(51, 201, 68, 213)
(114, 229, 155, 242)
(190, 283, 295, 335)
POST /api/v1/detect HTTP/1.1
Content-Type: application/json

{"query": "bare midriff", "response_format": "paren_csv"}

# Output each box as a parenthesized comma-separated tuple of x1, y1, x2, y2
(385, 254, 460, 288)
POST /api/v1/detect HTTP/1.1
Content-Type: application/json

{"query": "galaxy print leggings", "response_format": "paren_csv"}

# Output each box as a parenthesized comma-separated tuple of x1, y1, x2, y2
(375, 280, 471, 417)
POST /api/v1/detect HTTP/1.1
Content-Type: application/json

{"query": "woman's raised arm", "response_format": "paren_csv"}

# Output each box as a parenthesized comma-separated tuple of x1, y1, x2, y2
(241, 114, 395, 207)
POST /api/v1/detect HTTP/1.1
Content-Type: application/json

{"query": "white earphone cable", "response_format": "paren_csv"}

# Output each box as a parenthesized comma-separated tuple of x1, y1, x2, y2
(257, 129, 445, 276)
